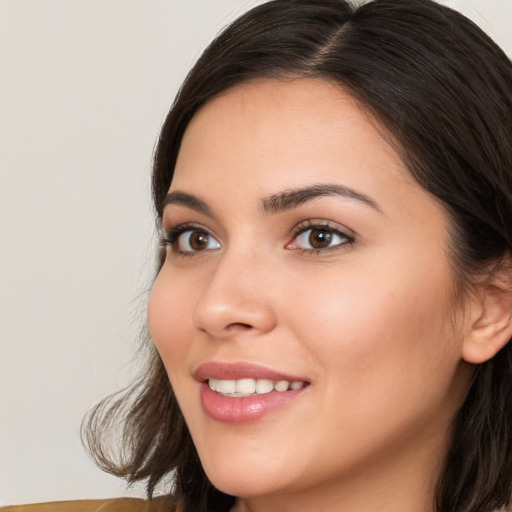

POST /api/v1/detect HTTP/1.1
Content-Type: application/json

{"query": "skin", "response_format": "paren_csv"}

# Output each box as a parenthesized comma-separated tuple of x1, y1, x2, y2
(148, 78, 476, 512)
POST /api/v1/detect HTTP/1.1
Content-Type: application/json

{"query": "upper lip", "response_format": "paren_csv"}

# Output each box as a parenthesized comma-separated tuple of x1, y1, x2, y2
(193, 361, 309, 383)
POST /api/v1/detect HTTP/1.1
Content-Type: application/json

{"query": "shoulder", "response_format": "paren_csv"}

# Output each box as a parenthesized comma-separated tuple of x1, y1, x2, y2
(1, 497, 178, 512)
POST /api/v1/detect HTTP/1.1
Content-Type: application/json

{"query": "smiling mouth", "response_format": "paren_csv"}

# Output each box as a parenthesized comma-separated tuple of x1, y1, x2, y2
(207, 378, 308, 397)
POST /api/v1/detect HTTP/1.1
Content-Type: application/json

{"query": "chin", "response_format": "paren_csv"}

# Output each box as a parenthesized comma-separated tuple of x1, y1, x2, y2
(205, 465, 287, 498)
(194, 434, 300, 498)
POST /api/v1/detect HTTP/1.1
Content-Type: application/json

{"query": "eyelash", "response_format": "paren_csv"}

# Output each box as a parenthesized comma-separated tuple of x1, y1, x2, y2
(162, 220, 354, 256)
(288, 220, 354, 254)
(162, 223, 217, 257)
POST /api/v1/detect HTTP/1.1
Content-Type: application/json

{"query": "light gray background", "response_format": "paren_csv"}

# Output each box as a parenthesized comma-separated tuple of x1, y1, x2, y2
(1, 0, 511, 506)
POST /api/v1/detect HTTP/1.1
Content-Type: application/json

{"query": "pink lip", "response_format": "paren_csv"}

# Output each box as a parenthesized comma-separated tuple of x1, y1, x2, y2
(193, 361, 307, 383)
(194, 362, 310, 424)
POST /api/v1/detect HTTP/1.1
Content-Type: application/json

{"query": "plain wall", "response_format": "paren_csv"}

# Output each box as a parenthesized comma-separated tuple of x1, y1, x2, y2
(1, 0, 511, 506)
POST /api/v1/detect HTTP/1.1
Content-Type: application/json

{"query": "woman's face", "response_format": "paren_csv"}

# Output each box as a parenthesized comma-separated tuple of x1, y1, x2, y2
(148, 79, 473, 507)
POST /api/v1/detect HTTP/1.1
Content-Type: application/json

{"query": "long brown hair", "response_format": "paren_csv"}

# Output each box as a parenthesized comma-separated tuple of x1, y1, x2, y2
(83, 1, 512, 511)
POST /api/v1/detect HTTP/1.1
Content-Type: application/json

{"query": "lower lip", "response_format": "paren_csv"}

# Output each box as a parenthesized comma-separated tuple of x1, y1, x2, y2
(200, 383, 307, 423)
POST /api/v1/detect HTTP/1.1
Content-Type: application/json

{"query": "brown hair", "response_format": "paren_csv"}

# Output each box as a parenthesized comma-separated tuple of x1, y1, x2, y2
(83, 1, 512, 511)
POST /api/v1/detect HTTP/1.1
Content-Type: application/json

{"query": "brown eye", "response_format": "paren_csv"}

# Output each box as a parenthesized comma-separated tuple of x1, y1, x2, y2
(308, 228, 333, 249)
(175, 229, 220, 253)
(189, 231, 209, 250)
(290, 225, 352, 252)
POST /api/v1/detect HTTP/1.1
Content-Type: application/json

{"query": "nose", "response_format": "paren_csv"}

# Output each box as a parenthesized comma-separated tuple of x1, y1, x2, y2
(192, 248, 277, 339)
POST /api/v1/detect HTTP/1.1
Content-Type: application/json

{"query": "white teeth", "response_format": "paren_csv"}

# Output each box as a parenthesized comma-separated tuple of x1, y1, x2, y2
(208, 378, 306, 396)
(216, 379, 236, 394)
(255, 379, 274, 394)
(274, 380, 290, 392)
(235, 378, 256, 394)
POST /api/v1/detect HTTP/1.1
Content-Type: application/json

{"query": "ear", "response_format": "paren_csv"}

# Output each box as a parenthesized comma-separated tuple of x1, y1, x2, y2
(462, 266, 512, 364)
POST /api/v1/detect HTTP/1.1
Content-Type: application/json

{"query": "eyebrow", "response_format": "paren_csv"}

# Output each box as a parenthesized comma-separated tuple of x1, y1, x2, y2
(162, 190, 214, 217)
(162, 183, 382, 218)
(261, 184, 382, 214)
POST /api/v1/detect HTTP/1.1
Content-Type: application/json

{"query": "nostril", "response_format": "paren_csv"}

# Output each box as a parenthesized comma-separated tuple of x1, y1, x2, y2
(192, 289, 277, 337)
(227, 322, 253, 330)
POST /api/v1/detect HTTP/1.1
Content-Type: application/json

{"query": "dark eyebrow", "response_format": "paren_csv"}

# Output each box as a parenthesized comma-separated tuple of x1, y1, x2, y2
(162, 191, 214, 217)
(261, 184, 382, 214)
(162, 184, 381, 218)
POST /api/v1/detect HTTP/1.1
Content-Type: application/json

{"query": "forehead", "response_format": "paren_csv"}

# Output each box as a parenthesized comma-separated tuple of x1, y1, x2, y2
(183, 78, 379, 149)
(172, 78, 411, 194)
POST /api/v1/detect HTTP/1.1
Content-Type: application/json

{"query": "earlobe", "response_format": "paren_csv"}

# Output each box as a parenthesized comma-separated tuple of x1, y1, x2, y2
(462, 279, 512, 364)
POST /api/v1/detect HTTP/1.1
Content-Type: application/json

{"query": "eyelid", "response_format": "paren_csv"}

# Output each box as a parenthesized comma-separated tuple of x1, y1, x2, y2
(161, 219, 353, 255)
(286, 219, 355, 251)
(162, 223, 221, 255)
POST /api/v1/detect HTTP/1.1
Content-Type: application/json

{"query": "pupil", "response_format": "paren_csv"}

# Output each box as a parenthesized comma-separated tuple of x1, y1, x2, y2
(190, 232, 208, 250)
(309, 229, 332, 248)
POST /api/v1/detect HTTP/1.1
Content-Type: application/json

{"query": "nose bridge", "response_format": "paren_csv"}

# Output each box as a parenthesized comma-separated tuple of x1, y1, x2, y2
(192, 241, 276, 338)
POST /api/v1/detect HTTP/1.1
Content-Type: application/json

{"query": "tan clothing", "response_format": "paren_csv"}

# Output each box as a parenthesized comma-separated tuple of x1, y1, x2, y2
(1, 498, 177, 512)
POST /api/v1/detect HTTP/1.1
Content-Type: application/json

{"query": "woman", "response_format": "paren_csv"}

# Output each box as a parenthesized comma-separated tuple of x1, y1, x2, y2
(5, 0, 512, 511)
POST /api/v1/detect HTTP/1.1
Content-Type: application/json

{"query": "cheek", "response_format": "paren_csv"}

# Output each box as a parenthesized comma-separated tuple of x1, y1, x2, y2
(147, 267, 195, 373)
(284, 253, 461, 404)
(275, 262, 465, 472)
